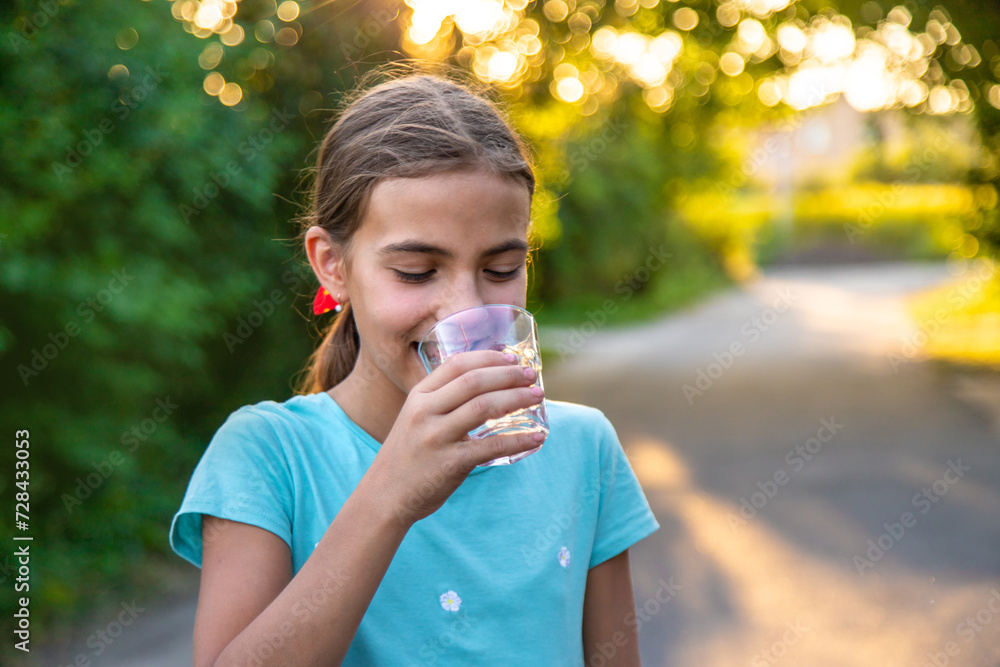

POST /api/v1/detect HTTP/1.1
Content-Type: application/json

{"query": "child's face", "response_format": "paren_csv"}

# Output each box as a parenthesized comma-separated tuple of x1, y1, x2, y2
(344, 167, 532, 395)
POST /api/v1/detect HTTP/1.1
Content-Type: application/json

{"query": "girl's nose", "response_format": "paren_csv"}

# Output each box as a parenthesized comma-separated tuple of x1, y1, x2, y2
(433, 277, 486, 323)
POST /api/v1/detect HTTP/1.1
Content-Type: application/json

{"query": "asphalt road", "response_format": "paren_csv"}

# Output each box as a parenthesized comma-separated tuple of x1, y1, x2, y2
(36, 260, 1000, 666)
(548, 260, 1000, 667)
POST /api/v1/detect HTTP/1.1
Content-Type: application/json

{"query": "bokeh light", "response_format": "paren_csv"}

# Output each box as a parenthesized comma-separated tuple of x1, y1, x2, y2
(116, 27, 139, 50)
(672, 8, 698, 32)
(203, 71, 225, 96)
(276, 1, 299, 22)
(220, 23, 244, 47)
(167, 0, 995, 123)
(255, 20, 275, 43)
(198, 42, 224, 69)
(274, 26, 298, 46)
(720, 52, 745, 76)
(756, 6, 978, 114)
(218, 81, 242, 106)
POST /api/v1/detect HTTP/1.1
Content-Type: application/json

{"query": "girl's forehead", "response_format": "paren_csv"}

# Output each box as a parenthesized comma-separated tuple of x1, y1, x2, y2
(358, 171, 531, 246)
(369, 169, 529, 208)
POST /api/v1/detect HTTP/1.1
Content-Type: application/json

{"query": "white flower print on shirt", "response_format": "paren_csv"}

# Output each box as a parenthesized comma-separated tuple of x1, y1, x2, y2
(558, 546, 571, 568)
(440, 590, 462, 612)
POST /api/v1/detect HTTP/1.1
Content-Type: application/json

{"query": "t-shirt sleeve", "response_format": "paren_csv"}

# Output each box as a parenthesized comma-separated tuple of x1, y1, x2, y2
(589, 411, 660, 568)
(169, 407, 294, 569)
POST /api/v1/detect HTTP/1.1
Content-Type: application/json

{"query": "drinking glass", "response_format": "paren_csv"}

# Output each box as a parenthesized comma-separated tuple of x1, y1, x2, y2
(418, 304, 548, 466)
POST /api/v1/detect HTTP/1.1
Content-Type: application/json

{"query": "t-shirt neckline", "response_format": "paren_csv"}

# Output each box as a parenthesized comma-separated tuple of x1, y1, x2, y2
(315, 391, 384, 454)
(314, 390, 494, 475)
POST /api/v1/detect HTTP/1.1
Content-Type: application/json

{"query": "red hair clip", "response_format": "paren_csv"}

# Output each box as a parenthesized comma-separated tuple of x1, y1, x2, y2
(313, 287, 342, 315)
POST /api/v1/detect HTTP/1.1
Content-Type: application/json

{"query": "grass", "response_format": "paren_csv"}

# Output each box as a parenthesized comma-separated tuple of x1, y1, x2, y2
(908, 260, 1000, 368)
(678, 182, 988, 271)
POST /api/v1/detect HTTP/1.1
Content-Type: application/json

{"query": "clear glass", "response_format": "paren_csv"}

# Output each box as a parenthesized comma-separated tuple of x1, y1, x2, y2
(418, 304, 548, 466)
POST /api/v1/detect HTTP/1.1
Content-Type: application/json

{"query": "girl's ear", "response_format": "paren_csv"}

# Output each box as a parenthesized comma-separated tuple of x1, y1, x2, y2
(304, 226, 349, 300)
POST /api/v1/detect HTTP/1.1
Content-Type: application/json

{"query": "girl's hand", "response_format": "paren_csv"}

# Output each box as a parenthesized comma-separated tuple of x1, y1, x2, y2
(370, 349, 546, 525)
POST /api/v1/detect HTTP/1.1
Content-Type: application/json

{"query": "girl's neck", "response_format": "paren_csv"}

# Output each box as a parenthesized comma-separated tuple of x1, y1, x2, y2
(326, 363, 407, 445)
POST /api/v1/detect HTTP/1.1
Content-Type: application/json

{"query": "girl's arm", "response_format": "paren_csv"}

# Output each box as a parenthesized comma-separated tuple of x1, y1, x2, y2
(196, 466, 411, 667)
(582, 549, 643, 666)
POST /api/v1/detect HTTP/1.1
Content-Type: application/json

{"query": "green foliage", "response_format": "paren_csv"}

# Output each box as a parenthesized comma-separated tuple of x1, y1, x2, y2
(0, 0, 318, 651)
(527, 91, 728, 310)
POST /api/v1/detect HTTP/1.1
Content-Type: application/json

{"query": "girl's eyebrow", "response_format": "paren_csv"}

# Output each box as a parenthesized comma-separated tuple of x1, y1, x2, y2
(377, 239, 529, 259)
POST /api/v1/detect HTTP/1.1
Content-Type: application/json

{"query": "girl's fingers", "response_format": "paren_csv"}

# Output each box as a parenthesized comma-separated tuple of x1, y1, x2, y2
(447, 385, 544, 438)
(428, 362, 539, 416)
(415, 349, 516, 394)
(459, 430, 548, 470)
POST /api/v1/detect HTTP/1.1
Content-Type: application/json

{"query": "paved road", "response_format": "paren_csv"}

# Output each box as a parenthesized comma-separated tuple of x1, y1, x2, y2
(36, 261, 1000, 666)
(548, 260, 1000, 666)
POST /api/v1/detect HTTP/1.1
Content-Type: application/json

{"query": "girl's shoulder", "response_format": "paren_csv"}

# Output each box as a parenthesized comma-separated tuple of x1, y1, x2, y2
(544, 398, 613, 430)
(208, 392, 335, 452)
(220, 391, 332, 428)
(538, 399, 642, 479)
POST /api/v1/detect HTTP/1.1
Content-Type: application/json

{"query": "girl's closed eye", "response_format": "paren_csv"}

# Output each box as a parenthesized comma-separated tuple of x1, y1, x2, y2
(393, 269, 435, 283)
(484, 266, 522, 281)
(392, 266, 523, 283)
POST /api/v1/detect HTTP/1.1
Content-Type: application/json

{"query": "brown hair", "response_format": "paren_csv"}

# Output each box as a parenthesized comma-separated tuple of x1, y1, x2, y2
(293, 66, 537, 395)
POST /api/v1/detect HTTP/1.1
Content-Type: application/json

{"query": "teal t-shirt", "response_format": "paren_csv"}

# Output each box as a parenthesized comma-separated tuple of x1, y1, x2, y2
(169, 393, 659, 666)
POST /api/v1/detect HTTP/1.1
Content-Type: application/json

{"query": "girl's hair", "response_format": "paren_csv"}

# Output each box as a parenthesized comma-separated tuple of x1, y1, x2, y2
(293, 66, 537, 395)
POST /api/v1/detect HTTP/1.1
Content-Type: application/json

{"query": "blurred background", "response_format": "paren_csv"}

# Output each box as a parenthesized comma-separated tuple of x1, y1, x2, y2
(2, 0, 999, 664)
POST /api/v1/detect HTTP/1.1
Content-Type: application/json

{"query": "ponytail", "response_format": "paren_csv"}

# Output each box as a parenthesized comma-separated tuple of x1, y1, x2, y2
(296, 302, 360, 394)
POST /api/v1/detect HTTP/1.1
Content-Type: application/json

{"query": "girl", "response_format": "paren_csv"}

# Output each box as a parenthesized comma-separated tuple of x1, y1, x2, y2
(170, 69, 660, 666)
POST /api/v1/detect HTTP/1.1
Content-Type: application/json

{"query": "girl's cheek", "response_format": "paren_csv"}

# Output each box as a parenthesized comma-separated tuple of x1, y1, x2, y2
(496, 277, 528, 304)
(389, 288, 428, 316)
